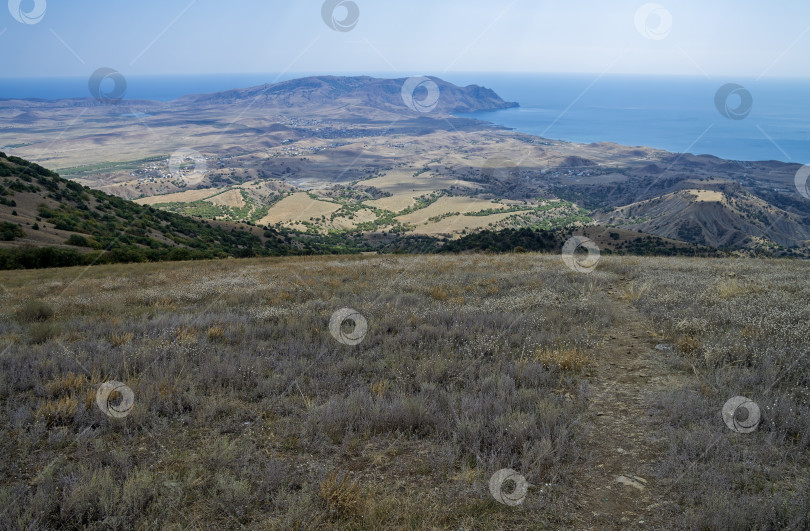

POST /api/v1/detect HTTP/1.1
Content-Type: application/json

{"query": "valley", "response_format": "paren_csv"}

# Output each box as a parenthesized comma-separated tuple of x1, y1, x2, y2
(3, 76, 809, 256)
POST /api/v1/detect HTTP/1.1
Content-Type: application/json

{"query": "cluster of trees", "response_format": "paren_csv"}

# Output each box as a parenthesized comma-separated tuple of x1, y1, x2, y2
(0, 246, 265, 270)
(438, 228, 562, 253)
(1, 222, 25, 241)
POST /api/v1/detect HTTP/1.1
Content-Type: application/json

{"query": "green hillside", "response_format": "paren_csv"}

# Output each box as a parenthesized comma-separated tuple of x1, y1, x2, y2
(0, 153, 285, 269)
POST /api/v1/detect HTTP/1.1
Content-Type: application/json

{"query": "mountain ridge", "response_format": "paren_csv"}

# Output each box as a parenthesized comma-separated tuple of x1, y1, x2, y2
(2, 75, 519, 115)
(165, 75, 519, 114)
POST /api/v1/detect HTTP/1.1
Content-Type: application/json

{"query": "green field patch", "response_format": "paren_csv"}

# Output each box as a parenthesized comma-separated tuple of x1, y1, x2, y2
(58, 155, 169, 176)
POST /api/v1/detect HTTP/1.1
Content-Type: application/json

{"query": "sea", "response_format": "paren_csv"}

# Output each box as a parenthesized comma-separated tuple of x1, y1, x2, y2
(2, 73, 808, 164)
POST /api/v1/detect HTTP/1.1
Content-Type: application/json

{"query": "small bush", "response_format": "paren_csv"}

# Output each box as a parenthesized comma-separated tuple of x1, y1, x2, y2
(29, 322, 61, 344)
(16, 299, 54, 322)
(65, 234, 97, 248)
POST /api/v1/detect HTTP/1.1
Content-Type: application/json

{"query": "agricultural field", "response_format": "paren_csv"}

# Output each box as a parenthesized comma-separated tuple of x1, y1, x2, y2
(0, 254, 807, 529)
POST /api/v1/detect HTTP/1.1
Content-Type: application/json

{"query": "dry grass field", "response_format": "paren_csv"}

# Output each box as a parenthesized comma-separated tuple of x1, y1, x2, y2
(394, 197, 508, 225)
(134, 188, 224, 206)
(257, 193, 343, 226)
(0, 254, 808, 529)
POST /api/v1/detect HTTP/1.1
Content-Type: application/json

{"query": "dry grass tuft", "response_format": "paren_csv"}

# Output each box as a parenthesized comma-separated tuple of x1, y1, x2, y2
(205, 325, 226, 341)
(44, 371, 101, 410)
(45, 372, 87, 396)
(675, 334, 701, 355)
(35, 396, 78, 426)
(620, 281, 648, 302)
(430, 286, 449, 301)
(268, 291, 296, 305)
(174, 325, 198, 343)
(536, 347, 591, 372)
(154, 296, 177, 309)
(108, 331, 134, 347)
(319, 470, 363, 518)
(370, 379, 390, 397)
(715, 279, 748, 299)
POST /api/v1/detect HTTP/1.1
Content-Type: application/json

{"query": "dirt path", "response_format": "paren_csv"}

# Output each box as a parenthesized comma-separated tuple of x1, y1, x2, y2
(570, 279, 689, 530)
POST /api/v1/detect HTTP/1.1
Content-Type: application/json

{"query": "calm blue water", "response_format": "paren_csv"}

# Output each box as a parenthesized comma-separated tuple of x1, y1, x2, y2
(450, 74, 810, 165)
(2, 73, 808, 164)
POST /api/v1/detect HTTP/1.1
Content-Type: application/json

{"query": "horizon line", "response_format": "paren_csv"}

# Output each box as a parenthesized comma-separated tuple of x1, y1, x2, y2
(4, 72, 810, 81)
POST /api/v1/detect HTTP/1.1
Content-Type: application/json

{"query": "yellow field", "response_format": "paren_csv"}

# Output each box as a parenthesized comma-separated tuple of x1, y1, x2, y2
(362, 170, 456, 196)
(257, 192, 342, 225)
(329, 208, 378, 230)
(396, 196, 508, 225)
(207, 189, 245, 208)
(365, 192, 423, 212)
(690, 189, 724, 202)
(134, 187, 221, 205)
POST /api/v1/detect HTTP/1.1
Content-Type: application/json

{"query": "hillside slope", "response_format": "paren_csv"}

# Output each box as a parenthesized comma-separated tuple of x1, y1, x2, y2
(0, 153, 284, 268)
(594, 187, 810, 248)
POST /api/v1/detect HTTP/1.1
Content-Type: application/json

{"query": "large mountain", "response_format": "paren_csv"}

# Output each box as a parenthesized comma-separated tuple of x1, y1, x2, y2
(173, 75, 518, 114)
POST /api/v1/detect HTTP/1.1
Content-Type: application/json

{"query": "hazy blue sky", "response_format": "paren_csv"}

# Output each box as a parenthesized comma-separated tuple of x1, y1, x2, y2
(1, 0, 809, 78)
